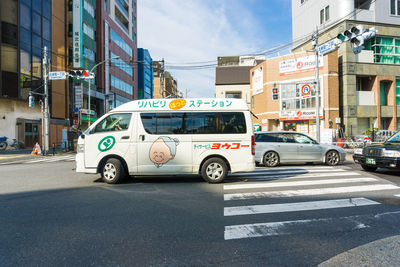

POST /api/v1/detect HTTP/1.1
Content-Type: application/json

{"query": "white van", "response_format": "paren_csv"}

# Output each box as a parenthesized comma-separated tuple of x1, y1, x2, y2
(76, 98, 255, 184)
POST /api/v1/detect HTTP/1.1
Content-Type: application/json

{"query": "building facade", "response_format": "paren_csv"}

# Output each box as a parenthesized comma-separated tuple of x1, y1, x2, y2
(292, 0, 400, 136)
(250, 51, 340, 140)
(215, 55, 265, 107)
(153, 62, 179, 99)
(0, 0, 69, 148)
(95, 0, 137, 113)
(137, 48, 153, 99)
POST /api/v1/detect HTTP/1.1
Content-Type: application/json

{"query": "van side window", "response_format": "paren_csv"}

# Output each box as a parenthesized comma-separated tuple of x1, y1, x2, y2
(94, 113, 132, 133)
(140, 112, 246, 134)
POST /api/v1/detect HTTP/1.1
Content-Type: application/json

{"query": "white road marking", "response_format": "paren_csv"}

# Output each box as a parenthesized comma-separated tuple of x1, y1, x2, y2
(239, 172, 362, 181)
(232, 169, 346, 177)
(224, 197, 380, 216)
(223, 177, 377, 190)
(224, 184, 400, 201)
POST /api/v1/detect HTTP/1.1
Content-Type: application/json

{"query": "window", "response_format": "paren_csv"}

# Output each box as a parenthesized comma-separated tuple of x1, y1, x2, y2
(325, 6, 330, 21)
(281, 81, 320, 111)
(365, 37, 400, 64)
(83, 47, 95, 62)
(320, 8, 324, 24)
(94, 113, 132, 133)
(42, 17, 51, 41)
(84, 0, 95, 17)
(110, 29, 132, 57)
(294, 134, 315, 144)
(20, 3, 31, 30)
(225, 92, 242, 99)
(277, 133, 295, 143)
(396, 78, 400, 105)
(111, 52, 133, 76)
(391, 0, 400, 15)
(255, 133, 277, 142)
(32, 12, 41, 35)
(140, 112, 247, 135)
(116, 0, 129, 16)
(83, 23, 94, 39)
(111, 75, 133, 94)
(115, 6, 129, 32)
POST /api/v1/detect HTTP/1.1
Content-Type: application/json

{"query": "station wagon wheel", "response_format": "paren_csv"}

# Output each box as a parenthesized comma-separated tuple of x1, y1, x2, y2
(102, 158, 126, 184)
(201, 157, 228, 184)
(326, 150, 340, 166)
(263, 151, 279, 167)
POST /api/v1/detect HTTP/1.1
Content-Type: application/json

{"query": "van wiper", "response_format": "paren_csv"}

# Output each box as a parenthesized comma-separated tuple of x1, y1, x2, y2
(250, 111, 258, 119)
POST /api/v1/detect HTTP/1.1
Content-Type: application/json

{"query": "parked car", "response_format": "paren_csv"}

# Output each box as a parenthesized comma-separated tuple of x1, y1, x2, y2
(353, 130, 400, 172)
(255, 131, 346, 167)
(375, 130, 396, 142)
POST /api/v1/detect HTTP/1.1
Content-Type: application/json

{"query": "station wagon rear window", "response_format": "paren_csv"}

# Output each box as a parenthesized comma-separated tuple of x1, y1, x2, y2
(140, 112, 246, 134)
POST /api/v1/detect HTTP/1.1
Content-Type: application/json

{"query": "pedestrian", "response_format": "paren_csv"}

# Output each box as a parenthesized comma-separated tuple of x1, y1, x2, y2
(52, 143, 55, 155)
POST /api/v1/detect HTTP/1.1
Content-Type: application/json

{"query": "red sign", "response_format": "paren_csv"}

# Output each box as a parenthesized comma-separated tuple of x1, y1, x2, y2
(301, 84, 311, 96)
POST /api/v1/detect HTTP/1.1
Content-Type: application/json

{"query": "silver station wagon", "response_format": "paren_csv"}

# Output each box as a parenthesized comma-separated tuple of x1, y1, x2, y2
(255, 131, 346, 167)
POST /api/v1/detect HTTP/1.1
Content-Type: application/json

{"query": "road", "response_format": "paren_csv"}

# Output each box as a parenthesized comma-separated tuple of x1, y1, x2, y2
(1, 157, 400, 266)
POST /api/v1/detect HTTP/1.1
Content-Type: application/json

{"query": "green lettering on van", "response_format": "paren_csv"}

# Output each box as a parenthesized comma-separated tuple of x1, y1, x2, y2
(98, 136, 116, 152)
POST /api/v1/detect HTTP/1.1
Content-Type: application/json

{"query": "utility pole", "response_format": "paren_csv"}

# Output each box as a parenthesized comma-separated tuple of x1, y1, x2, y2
(313, 27, 321, 143)
(160, 58, 165, 98)
(43, 46, 50, 155)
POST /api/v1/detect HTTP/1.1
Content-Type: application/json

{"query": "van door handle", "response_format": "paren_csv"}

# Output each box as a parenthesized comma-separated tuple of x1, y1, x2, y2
(121, 136, 130, 140)
(139, 135, 145, 141)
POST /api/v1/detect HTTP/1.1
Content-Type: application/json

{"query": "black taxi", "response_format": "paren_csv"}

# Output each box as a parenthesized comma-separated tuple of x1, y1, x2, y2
(353, 131, 400, 172)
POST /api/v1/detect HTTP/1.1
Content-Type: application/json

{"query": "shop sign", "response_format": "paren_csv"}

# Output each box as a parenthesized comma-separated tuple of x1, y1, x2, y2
(279, 109, 323, 121)
(73, 0, 82, 68)
(80, 108, 95, 116)
(279, 55, 323, 76)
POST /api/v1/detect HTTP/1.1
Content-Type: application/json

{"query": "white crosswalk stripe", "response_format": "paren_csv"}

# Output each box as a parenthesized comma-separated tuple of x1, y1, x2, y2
(223, 165, 400, 240)
(0, 155, 75, 165)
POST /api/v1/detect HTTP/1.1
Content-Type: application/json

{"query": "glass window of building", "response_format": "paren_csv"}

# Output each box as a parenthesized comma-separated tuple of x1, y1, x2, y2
(83, 23, 95, 39)
(111, 75, 133, 95)
(83, 47, 95, 62)
(226, 92, 242, 99)
(320, 8, 324, 24)
(111, 52, 132, 76)
(32, 0, 41, 13)
(390, 0, 400, 15)
(84, 0, 95, 17)
(365, 37, 400, 64)
(325, 6, 329, 21)
(20, 3, 31, 30)
(281, 82, 319, 111)
(115, 6, 129, 32)
(110, 29, 132, 57)
(396, 78, 400, 105)
(32, 12, 41, 35)
(43, 0, 51, 19)
(42, 17, 51, 41)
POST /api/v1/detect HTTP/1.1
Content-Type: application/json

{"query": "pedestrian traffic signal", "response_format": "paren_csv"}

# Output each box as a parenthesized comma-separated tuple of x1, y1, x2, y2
(68, 70, 93, 79)
(28, 94, 35, 108)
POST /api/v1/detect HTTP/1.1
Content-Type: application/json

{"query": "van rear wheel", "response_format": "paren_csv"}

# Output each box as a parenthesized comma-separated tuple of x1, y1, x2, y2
(201, 158, 228, 183)
(101, 158, 126, 184)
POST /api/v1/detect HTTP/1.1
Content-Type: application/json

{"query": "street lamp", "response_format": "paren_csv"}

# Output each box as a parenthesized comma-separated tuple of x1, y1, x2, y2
(88, 56, 120, 126)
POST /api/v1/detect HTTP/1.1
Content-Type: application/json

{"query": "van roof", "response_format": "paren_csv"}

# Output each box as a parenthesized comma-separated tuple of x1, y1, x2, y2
(110, 98, 249, 112)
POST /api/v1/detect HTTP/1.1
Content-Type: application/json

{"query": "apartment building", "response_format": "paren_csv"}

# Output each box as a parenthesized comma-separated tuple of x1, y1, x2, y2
(137, 48, 153, 99)
(215, 55, 265, 106)
(292, 0, 400, 136)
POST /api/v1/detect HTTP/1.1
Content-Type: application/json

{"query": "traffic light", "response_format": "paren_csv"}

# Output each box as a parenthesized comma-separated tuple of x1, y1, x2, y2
(68, 70, 93, 79)
(28, 94, 34, 108)
(350, 27, 377, 54)
(336, 25, 377, 54)
(272, 88, 278, 100)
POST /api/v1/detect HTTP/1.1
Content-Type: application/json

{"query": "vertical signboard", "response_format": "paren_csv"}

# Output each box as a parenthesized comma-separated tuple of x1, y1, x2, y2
(251, 66, 264, 95)
(75, 85, 83, 108)
(73, 0, 82, 68)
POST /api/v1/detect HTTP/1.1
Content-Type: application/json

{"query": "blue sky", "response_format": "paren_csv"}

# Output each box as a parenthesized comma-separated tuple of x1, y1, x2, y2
(137, 0, 292, 98)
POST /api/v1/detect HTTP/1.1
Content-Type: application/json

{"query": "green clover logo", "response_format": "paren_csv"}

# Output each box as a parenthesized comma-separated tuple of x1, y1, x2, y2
(98, 136, 116, 152)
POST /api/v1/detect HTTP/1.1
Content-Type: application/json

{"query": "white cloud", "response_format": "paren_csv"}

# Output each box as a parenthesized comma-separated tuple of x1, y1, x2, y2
(137, 0, 268, 98)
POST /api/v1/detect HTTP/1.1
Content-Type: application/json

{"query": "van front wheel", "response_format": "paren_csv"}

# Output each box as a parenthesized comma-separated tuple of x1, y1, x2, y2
(201, 158, 228, 184)
(102, 158, 126, 184)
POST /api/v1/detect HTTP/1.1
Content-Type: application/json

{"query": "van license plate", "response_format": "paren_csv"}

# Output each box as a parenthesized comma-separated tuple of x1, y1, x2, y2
(366, 158, 376, 165)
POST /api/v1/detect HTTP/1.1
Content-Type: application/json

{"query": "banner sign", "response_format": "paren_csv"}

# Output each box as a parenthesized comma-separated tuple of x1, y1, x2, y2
(279, 55, 323, 76)
(251, 66, 264, 95)
(279, 109, 323, 121)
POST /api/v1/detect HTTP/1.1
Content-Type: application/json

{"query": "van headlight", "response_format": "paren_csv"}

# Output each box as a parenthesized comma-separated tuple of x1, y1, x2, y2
(77, 144, 84, 153)
(382, 150, 400, 157)
(354, 148, 363, 155)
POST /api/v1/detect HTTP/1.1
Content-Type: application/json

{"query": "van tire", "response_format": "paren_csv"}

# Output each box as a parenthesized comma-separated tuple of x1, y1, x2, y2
(101, 158, 126, 184)
(201, 157, 228, 183)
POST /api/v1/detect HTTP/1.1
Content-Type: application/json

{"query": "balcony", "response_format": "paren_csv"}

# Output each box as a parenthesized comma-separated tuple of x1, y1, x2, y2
(357, 91, 375, 105)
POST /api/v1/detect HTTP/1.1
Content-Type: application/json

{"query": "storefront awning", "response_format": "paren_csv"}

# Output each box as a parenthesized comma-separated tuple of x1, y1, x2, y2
(81, 116, 98, 123)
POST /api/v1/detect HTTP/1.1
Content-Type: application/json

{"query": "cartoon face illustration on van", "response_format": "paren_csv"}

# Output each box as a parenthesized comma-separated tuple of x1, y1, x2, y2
(149, 136, 180, 168)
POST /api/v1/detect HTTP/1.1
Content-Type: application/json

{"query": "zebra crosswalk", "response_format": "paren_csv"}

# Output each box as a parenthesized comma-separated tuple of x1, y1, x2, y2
(0, 155, 76, 165)
(224, 166, 400, 240)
